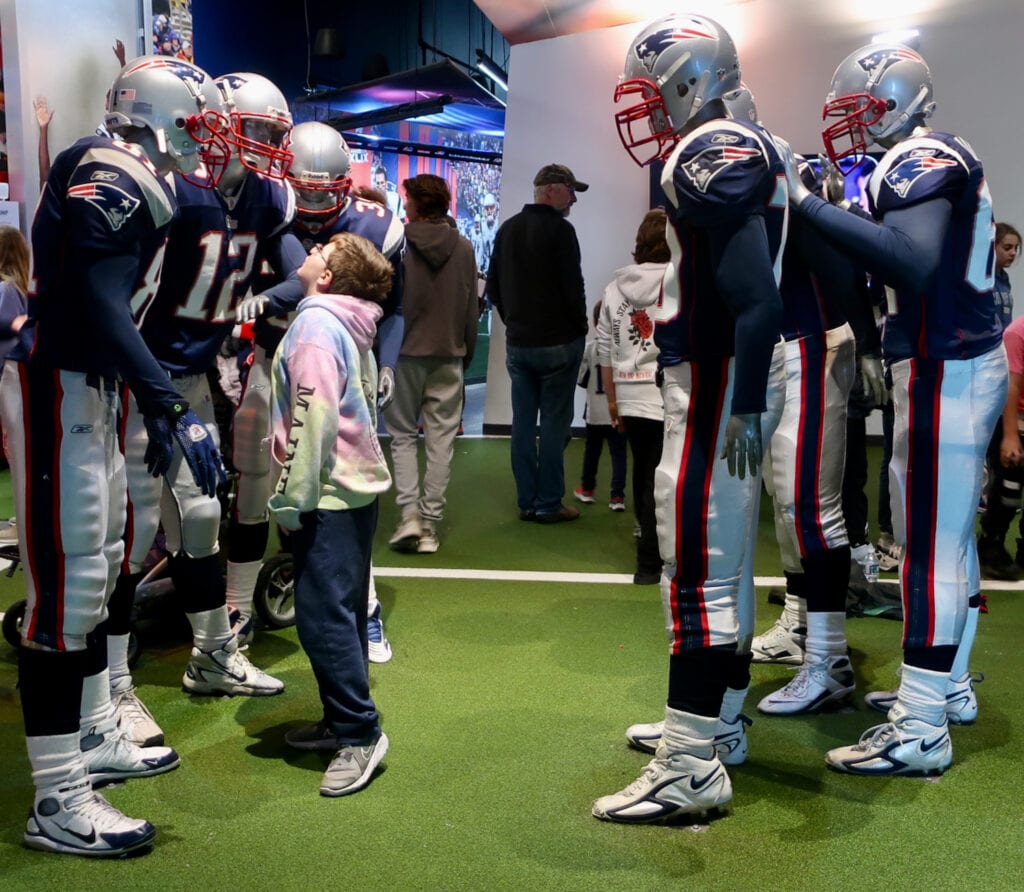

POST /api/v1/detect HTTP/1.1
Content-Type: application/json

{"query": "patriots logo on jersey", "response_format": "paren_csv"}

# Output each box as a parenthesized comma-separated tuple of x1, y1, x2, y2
(67, 182, 141, 231)
(857, 47, 924, 72)
(634, 22, 717, 74)
(682, 144, 761, 193)
(883, 150, 957, 198)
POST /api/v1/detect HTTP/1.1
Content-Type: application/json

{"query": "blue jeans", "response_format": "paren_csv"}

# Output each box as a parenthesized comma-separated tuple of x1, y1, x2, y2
(505, 337, 585, 515)
(291, 502, 380, 745)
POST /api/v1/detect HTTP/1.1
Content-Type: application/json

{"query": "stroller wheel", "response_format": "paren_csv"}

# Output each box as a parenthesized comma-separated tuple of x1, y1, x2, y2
(2, 599, 27, 649)
(254, 553, 296, 628)
(126, 631, 141, 668)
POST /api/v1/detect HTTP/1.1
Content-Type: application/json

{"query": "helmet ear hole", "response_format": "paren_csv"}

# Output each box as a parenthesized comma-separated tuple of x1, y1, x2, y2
(174, 117, 187, 129)
(677, 84, 689, 98)
(886, 99, 897, 111)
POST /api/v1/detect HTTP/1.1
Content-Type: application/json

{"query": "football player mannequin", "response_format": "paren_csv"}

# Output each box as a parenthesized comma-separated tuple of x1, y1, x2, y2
(108, 72, 303, 731)
(0, 56, 227, 857)
(232, 120, 405, 662)
(592, 16, 786, 824)
(777, 45, 1004, 775)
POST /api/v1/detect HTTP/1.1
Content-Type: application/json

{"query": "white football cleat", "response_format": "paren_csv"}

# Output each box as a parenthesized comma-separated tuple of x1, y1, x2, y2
(825, 705, 952, 776)
(625, 714, 752, 765)
(80, 720, 179, 786)
(864, 671, 983, 725)
(592, 751, 732, 823)
(750, 617, 806, 665)
(111, 685, 164, 747)
(757, 656, 855, 715)
(183, 637, 284, 697)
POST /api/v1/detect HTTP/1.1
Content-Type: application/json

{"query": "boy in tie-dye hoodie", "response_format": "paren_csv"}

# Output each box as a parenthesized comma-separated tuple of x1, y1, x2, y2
(269, 232, 393, 797)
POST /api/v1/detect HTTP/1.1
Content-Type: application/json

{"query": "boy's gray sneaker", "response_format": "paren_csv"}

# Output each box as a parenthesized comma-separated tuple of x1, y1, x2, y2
(320, 733, 389, 797)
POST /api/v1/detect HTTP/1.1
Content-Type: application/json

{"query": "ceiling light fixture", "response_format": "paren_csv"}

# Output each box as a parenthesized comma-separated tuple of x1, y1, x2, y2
(475, 50, 508, 92)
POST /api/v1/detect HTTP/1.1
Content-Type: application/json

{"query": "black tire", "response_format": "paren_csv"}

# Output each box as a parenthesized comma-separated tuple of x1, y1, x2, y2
(126, 631, 141, 668)
(254, 554, 296, 629)
(2, 599, 27, 649)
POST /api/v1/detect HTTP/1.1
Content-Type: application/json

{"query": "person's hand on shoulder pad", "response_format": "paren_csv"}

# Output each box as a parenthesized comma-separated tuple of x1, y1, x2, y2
(772, 136, 811, 207)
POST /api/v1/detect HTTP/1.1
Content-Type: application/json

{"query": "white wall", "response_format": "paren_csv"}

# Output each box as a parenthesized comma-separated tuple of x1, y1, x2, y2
(0, 0, 147, 235)
(484, 0, 1024, 429)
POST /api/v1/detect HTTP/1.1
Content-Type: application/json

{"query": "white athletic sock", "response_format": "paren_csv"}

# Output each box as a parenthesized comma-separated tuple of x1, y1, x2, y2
(804, 611, 847, 663)
(781, 592, 806, 630)
(950, 605, 980, 680)
(186, 606, 233, 653)
(107, 633, 132, 694)
(26, 732, 84, 792)
(896, 663, 949, 726)
(719, 687, 748, 724)
(659, 707, 719, 760)
(79, 668, 116, 734)
(225, 559, 261, 618)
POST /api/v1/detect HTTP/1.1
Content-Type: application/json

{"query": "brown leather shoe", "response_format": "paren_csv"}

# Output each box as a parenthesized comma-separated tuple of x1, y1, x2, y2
(534, 505, 581, 524)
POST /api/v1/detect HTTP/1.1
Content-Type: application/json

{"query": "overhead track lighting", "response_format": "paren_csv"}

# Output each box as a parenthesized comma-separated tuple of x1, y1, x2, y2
(475, 50, 508, 92)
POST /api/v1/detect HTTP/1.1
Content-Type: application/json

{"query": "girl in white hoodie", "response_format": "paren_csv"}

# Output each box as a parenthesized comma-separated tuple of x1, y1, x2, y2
(596, 209, 669, 584)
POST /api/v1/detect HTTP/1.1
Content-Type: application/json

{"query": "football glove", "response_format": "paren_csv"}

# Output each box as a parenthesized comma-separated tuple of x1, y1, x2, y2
(861, 356, 889, 407)
(236, 293, 270, 323)
(172, 408, 227, 497)
(143, 414, 175, 479)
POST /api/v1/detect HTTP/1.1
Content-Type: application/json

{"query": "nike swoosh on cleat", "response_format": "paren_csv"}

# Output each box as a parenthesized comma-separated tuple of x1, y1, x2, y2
(688, 768, 722, 792)
(57, 824, 97, 845)
(919, 734, 949, 753)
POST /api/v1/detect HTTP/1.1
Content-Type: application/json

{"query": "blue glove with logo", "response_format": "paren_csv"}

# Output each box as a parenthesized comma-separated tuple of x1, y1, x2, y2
(172, 407, 227, 497)
(144, 403, 227, 497)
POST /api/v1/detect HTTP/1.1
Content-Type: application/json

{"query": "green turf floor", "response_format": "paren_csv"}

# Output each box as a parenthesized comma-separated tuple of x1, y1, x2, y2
(1, 440, 1022, 889)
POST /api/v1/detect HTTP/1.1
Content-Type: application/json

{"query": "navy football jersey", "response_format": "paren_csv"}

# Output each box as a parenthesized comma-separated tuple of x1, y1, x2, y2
(869, 131, 1001, 361)
(655, 118, 787, 364)
(254, 195, 405, 352)
(139, 169, 296, 375)
(21, 135, 182, 414)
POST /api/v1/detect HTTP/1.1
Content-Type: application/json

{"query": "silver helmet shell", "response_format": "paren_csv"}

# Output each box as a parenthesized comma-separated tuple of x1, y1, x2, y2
(214, 72, 294, 178)
(105, 56, 220, 176)
(286, 121, 353, 217)
(822, 44, 935, 164)
(614, 14, 741, 166)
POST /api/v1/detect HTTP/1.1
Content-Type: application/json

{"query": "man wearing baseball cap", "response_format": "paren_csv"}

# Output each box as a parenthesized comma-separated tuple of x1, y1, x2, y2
(486, 164, 589, 523)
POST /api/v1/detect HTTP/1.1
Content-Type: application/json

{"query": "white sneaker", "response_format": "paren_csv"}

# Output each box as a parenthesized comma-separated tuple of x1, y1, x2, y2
(864, 671, 983, 725)
(625, 715, 751, 766)
(751, 617, 806, 665)
(0, 517, 17, 544)
(825, 704, 952, 776)
(111, 685, 164, 747)
(80, 720, 179, 786)
(757, 655, 855, 715)
(367, 604, 393, 664)
(25, 766, 156, 857)
(417, 521, 439, 554)
(183, 638, 285, 697)
(592, 751, 732, 823)
(388, 513, 422, 552)
(320, 733, 389, 797)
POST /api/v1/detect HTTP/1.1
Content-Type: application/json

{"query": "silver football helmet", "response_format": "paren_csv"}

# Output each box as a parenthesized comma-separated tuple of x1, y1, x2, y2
(723, 83, 758, 125)
(105, 56, 225, 178)
(614, 14, 741, 167)
(822, 44, 935, 164)
(285, 121, 352, 217)
(214, 72, 294, 178)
